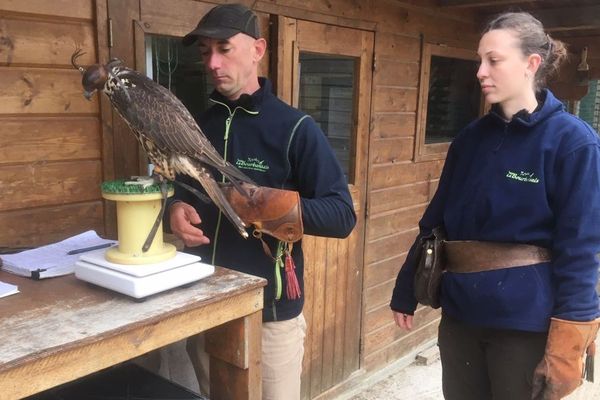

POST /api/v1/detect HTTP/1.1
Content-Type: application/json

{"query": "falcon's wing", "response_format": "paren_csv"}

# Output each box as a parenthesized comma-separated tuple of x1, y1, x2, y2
(111, 68, 253, 184)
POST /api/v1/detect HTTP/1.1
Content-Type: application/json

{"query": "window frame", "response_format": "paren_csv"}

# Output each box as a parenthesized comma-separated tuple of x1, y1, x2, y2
(414, 41, 486, 162)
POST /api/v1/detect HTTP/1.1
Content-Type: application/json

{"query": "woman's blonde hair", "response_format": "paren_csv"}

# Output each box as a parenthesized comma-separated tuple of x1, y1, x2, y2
(483, 12, 568, 90)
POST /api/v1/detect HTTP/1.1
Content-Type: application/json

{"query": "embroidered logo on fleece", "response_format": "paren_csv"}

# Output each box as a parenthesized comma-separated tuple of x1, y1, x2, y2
(236, 157, 270, 173)
(506, 170, 540, 184)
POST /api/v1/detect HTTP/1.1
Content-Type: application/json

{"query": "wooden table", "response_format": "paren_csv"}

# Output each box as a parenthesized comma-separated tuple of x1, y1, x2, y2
(0, 267, 266, 400)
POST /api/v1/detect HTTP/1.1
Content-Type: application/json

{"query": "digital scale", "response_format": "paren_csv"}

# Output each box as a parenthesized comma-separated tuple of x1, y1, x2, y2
(75, 248, 214, 299)
(74, 179, 214, 299)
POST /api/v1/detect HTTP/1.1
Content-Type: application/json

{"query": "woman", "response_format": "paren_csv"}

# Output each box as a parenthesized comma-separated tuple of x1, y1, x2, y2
(390, 12, 600, 400)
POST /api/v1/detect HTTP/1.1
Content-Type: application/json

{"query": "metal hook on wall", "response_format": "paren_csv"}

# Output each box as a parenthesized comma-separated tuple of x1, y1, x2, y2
(577, 46, 589, 72)
(577, 46, 590, 86)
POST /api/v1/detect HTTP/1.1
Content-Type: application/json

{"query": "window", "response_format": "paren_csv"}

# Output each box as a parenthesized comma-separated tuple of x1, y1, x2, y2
(145, 35, 214, 121)
(298, 52, 357, 181)
(415, 42, 484, 161)
(575, 79, 600, 132)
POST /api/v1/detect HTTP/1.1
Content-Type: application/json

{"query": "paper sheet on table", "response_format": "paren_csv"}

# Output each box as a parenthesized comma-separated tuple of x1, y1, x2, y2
(0, 281, 18, 298)
(0, 231, 114, 279)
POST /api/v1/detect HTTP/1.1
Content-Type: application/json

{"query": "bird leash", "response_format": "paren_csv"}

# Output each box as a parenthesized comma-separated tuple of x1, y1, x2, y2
(253, 230, 301, 300)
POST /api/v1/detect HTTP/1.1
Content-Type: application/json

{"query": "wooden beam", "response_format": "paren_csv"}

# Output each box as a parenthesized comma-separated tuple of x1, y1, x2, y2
(443, 2, 600, 32)
(207, 312, 262, 400)
(531, 6, 600, 32)
(439, 0, 539, 7)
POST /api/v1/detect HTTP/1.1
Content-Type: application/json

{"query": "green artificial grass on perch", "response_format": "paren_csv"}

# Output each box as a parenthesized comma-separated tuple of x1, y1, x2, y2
(101, 179, 174, 194)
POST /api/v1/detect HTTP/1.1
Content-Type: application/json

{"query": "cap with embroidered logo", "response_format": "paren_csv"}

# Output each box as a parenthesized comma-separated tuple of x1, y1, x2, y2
(182, 3, 260, 46)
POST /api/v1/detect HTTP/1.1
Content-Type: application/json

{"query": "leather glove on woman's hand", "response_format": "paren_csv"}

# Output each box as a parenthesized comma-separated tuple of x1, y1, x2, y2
(221, 182, 303, 243)
(532, 317, 599, 400)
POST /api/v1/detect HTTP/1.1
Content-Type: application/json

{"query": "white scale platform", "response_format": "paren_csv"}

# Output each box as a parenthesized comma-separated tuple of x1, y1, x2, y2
(74, 249, 214, 299)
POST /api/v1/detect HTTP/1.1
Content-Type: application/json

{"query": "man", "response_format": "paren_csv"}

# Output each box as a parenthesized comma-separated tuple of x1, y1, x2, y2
(168, 3, 356, 399)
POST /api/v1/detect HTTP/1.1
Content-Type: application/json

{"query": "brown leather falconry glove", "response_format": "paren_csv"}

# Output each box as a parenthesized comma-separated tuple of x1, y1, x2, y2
(221, 182, 303, 243)
(532, 317, 600, 400)
(222, 182, 304, 300)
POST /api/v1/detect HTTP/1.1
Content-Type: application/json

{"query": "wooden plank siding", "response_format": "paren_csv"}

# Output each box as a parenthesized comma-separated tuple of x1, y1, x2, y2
(0, 1, 104, 247)
(0, 203, 104, 248)
(0, 0, 93, 20)
(0, 16, 96, 67)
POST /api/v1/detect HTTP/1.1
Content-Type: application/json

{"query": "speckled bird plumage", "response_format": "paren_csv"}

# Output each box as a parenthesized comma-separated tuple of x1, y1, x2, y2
(75, 54, 252, 238)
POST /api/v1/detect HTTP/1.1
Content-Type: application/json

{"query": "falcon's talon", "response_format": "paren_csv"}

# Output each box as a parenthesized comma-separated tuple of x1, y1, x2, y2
(124, 175, 161, 189)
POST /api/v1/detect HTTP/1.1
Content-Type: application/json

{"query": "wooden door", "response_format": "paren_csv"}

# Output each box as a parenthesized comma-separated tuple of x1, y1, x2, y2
(275, 18, 374, 399)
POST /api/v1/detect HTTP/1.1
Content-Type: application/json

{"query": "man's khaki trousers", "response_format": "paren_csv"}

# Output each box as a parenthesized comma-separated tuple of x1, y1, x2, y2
(187, 314, 307, 400)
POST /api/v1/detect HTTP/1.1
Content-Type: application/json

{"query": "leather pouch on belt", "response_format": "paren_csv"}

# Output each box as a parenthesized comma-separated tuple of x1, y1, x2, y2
(413, 226, 446, 309)
(221, 182, 303, 243)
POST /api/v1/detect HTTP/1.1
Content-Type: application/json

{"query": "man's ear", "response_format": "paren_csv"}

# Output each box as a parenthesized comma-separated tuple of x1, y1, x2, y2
(253, 38, 267, 62)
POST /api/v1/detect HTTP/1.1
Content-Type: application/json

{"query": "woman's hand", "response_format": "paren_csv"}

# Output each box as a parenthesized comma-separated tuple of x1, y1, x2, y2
(393, 311, 414, 330)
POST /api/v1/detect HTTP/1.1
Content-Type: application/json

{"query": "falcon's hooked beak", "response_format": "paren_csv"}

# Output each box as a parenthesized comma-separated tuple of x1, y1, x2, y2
(72, 49, 107, 101)
(84, 90, 96, 100)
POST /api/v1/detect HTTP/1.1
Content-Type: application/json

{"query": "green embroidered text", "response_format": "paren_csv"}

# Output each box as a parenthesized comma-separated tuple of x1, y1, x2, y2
(506, 170, 540, 184)
(236, 157, 270, 172)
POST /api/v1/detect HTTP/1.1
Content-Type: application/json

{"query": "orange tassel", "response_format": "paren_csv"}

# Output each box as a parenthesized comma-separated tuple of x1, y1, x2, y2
(284, 242, 301, 300)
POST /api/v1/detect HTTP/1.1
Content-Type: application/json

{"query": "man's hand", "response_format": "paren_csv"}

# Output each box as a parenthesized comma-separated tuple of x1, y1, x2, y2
(169, 201, 210, 247)
(393, 311, 414, 330)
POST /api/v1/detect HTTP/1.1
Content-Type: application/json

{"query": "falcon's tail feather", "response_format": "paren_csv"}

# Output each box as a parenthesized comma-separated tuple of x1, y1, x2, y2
(220, 162, 255, 186)
(198, 154, 256, 187)
(195, 171, 248, 239)
(223, 176, 253, 200)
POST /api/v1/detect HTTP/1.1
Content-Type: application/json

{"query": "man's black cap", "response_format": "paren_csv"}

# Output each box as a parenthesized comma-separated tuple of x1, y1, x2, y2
(182, 4, 260, 46)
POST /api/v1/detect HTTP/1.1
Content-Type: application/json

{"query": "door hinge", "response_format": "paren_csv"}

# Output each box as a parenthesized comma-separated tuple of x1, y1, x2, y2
(372, 55, 377, 72)
(108, 18, 113, 48)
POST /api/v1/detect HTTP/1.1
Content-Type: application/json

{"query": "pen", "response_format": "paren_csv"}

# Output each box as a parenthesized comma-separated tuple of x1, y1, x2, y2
(67, 243, 114, 255)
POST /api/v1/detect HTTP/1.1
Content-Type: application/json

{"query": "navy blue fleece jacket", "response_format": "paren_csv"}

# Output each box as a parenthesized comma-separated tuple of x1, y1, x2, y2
(391, 89, 600, 332)
(172, 78, 356, 322)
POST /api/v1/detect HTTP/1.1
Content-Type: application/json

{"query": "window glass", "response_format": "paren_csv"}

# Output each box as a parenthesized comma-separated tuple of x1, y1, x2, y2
(145, 35, 213, 120)
(577, 79, 600, 131)
(425, 55, 481, 144)
(299, 52, 356, 181)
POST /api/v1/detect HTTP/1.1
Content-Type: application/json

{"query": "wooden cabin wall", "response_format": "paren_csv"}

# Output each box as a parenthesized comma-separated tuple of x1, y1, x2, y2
(0, 0, 105, 248)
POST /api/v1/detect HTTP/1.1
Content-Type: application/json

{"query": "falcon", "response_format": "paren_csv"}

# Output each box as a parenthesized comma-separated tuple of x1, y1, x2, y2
(71, 49, 253, 249)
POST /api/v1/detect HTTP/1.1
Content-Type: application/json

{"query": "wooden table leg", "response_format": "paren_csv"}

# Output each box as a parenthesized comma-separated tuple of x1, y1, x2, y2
(205, 310, 262, 400)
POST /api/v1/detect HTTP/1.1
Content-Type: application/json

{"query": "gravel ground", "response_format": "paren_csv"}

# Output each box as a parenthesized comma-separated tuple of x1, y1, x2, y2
(348, 358, 443, 400)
